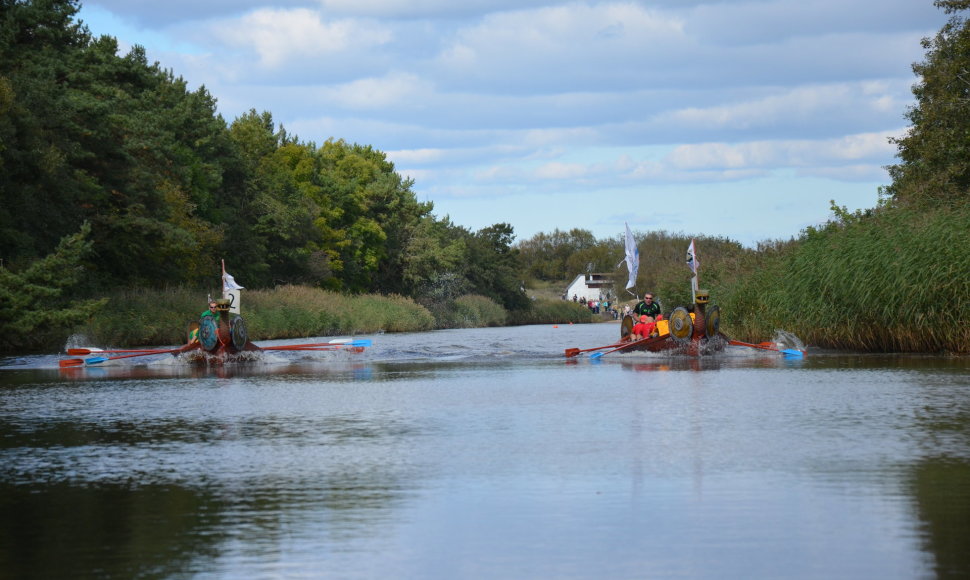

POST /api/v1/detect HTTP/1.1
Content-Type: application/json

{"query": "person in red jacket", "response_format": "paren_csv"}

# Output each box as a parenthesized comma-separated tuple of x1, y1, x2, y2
(631, 315, 656, 339)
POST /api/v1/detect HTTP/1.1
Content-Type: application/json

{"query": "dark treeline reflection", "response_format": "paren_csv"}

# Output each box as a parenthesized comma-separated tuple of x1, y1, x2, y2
(910, 460, 970, 579)
(0, 483, 227, 579)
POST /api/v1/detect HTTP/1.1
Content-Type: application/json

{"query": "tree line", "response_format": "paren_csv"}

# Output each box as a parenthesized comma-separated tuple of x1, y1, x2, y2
(0, 0, 531, 349)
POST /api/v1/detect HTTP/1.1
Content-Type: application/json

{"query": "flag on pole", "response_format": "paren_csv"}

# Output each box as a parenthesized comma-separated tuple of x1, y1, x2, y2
(686, 239, 698, 275)
(222, 272, 244, 292)
(686, 239, 699, 302)
(221, 261, 244, 314)
(615, 223, 639, 295)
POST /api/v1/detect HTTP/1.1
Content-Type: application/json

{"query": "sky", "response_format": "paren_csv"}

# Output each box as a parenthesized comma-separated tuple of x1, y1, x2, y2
(75, 0, 949, 247)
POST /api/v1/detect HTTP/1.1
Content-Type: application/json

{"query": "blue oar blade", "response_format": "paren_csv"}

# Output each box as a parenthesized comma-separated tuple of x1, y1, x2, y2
(85, 356, 109, 365)
(782, 349, 804, 358)
(325, 338, 372, 347)
(589, 351, 605, 359)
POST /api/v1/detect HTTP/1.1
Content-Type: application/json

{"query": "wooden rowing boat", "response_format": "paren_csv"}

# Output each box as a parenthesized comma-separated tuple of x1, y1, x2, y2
(614, 290, 727, 356)
(61, 264, 370, 368)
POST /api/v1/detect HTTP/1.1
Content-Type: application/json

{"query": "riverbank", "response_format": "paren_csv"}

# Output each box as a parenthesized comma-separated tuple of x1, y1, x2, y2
(69, 285, 594, 349)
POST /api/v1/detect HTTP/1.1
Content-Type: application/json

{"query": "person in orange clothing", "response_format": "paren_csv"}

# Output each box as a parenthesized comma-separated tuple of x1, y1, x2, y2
(631, 315, 656, 339)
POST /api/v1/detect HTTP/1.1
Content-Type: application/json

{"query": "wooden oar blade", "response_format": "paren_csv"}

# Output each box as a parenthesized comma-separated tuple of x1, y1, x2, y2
(591, 335, 667, 358)
(565, 341, 628, 358)
(67, 348, 96, 355)
(84, 348, 181, 365)
(262, 339, 371, 351)
(729, 340, 806, 358)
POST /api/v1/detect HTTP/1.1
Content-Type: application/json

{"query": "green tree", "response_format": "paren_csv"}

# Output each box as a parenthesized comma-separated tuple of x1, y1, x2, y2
(518, 228, 599, 281)
(314, 139, 432, 292)
(402, 215, 468, 300)
(886, 0, 970, 209)
(465, 223, 529, 311)
(0, 1, 236, 286)
(0, 222, 106, 351)
(0, 0, 96, 266)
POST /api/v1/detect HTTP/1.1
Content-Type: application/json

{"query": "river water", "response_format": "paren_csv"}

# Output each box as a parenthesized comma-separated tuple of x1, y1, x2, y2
(1, 323, 968, 579)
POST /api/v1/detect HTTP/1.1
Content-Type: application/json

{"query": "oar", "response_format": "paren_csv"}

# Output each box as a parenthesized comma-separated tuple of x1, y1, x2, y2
(590, 335, 668, 359)
(260, 339, 371, 351)
(565, 341, 627, 358)
(728, 339, 805, 358)
(66, 347, 173, 356)
(59, 347, 186, 367)
(264, 346, 364, 352)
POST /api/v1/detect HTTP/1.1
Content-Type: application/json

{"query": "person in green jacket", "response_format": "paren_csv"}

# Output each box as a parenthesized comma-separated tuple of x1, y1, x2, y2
(187, 300, 219, 344)
(633, 293, 661, 319)
(201, 299, 220, 322)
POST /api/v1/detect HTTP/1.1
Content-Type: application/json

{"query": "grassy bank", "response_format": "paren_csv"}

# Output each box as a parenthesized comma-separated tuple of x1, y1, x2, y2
(72, 286, 594, 348)
(76, 286, 436, 347)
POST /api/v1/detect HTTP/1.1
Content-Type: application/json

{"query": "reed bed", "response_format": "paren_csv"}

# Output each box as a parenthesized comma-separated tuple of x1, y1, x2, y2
(244, 286, 436, 337)
(713, 206, 970, 353)
(433, 295, 508, 328)
(76, 285, 436, 347)
(507, 298, 594, 326)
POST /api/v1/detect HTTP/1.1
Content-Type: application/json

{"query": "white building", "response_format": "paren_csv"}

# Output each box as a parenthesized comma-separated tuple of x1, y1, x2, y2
(565, 273, 614, 303)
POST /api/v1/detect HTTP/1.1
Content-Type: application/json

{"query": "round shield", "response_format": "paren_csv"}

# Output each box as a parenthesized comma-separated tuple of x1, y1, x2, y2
(620, 314, 635, 340)
(198, 315, 219, 352)
(669, 307, 693, 343)
(706, 305, 720, 338)
(230, 315, 249, 350)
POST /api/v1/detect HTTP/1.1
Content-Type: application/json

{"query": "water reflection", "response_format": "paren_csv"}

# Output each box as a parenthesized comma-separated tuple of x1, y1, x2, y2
(909, 459, 970, 578)
(1, 325, 969, 579)
(0, 482, 228, 579)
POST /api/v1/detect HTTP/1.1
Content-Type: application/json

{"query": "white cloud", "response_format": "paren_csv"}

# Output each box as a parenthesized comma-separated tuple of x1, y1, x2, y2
(212, 8, 392, 68)
(76, 0, 947, 245)
(325, 74, 432, 109)
(665, 131, 900, 171)
(534, 162, 590, 180)
(316, 0, 553, 18)
(434, 3, 686, 90)
(660, 84, 909, 133)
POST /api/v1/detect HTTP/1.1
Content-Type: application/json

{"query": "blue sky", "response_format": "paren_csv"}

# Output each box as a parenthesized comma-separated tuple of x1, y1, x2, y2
(76, 0, 948, 247)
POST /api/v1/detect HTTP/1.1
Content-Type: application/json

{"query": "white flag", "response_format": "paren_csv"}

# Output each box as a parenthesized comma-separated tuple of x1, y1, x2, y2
(223, 272, 244, 292)
(686, 239, 698, 275)
(620, 223, 639, 291)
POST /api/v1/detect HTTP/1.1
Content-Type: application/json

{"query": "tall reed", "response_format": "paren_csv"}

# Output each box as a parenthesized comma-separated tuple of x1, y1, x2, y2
(713, 206, 970, 353)
(507, 298, 594, 326)
(435, 295, 508, 328)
